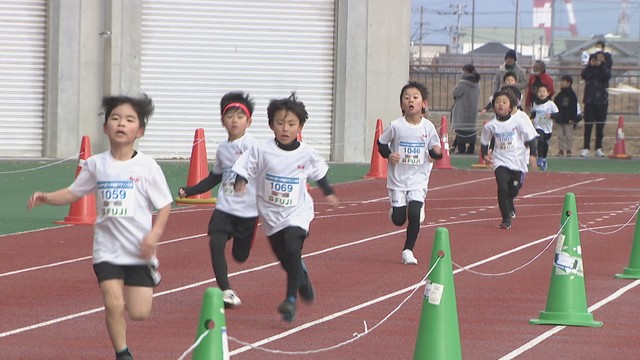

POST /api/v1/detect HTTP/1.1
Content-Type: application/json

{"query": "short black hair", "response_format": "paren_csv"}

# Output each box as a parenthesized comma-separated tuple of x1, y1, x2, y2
(492, 89, 517, 109)
(503, 71, 517, 82)
(102, 93, 154, 129)
(560, 75, 573, 85)
(267, 92, 308, 127)
(400, 81, 429, 102)
(220, 91, 254, 116)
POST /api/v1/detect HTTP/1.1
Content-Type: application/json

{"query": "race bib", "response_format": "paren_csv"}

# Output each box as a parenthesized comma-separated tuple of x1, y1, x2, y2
(264, 173, 300, 207)
(399, 141, 425, 165)
(98, 180, 135, 217)
(495, 131, 516, 151)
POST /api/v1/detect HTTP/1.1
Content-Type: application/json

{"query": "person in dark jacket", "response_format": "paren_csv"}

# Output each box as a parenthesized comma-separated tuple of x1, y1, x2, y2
(451, 64, 481, 154)
(553, 75, 580, 157)
(580, 53, 611, 157)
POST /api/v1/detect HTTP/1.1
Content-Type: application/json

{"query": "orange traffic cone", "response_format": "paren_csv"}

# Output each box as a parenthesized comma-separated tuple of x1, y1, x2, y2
(364, 119, 387, 179)
(55, 136, 96, 225)
(175, 128, 216, 205)
(471, 121, 488, 169)
(608, 115, 632, 159)
(434, 116, 453, 170)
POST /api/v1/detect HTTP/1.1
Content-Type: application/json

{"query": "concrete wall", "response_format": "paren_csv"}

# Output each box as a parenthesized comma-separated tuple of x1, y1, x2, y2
(333, 0, 411, 162)
(44, 0, 411, 161)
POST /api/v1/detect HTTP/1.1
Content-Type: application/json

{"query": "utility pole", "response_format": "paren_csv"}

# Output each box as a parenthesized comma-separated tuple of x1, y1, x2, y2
(471, 0, 475, 62)
(450, 3, 467, 54)
(549, 0, 555, 58)
(514, 0, 519, 50)
(419, 6, 424, 64)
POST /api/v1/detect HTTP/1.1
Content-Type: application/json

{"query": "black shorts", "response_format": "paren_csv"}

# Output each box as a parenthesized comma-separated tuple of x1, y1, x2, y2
(93, 261, 156, 287)
(208, 209, 259, 244)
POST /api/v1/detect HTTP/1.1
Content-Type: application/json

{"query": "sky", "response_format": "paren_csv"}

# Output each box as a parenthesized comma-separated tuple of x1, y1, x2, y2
(411, 0, 640, 45)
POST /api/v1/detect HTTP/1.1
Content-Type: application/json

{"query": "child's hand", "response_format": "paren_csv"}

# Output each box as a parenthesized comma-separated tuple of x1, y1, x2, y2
(389, 152, 401, 165)
(529, 156, 539, 171)
(326, 194, 339, 208)
(140, 231, 160, 260)
(482, 154, 493, 167)
(234, 179, 247, 193)
(27, 192, 47, 209)
(178, 187, 187, 198)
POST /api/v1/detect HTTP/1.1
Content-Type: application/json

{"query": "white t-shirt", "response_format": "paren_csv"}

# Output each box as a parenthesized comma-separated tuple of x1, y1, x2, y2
(232, 139, 329, 236)
(212, 134, 259, 217)
(69, 151, 173, 265)
(480, 113, 538, 173)
(531, 100, 559, 134)
(378, 116, 441, 191)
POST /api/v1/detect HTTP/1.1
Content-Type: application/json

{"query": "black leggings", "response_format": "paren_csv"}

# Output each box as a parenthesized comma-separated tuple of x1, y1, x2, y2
(208, 210, 258, 290)
(390, 201, 423, 251)
(268, 227, 308, 300)
(494, 166, 523, 221)
(536, 129, 551, 159)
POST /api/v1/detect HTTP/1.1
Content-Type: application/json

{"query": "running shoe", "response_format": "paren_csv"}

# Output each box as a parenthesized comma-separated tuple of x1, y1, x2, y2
(278, 298, 296, 322)
(298, 260, 315, 303)
(580, 149, 590, 157)
(595, 148, 605, 157)
(222, 289, 242, 308)
(498, 220, 512, 230)
(401, 249, 418, 265)
(540, 158, 547, 171)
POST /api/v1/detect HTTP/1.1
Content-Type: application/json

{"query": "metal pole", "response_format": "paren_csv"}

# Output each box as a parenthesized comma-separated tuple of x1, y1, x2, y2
(471, 0, 475, 61)
(514, 0, 519, 50)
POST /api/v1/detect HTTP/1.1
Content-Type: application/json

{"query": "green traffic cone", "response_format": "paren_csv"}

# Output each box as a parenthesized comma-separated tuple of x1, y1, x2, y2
(193, 287, 230, 360)
(413, 227, 462, 360)
(615, 210, 640, 279)
(530, 193, 603, 327)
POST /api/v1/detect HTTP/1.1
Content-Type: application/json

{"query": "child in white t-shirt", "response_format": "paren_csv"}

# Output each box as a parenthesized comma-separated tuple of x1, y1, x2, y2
(480, 90, 539, 230)
(377, 81, 442, 265)
(178, 92, 259, 308)
(530, 84, 560, 170)
(233, 92, 339, 322)
(28, 94, 173, 360)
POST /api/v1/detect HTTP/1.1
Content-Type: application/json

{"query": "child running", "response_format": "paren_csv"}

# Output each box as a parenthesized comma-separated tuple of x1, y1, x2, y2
(481, 90, 538, 230)
(377, 81, 442, 265)
(178, 92, 259, 308)
(232, 92, 339, 322)
(530, 84, 560, 170)
(27, 94, 173, 360)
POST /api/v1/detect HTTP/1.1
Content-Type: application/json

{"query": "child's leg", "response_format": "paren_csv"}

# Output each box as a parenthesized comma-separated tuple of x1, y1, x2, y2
(404, 200, 424, 251)
(388, 190, 407, 226)
(494, 167, 512, 223)
(124, 286, 154, 320)
(267, 227, 307, 301)
(231, 216, 259, 263)
(99, 279, 129, 352)
(207, 210, 236, 290)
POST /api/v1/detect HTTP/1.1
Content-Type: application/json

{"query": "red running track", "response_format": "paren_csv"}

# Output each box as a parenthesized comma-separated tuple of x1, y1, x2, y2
(1, 169, 640, 359)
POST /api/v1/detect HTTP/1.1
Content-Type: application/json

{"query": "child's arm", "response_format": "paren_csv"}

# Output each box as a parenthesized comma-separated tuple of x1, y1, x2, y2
(140, 204, 171, 260)
(27, 188, 80, 209)
(315, 176, 339, 208)
(178, 172, 222, 197)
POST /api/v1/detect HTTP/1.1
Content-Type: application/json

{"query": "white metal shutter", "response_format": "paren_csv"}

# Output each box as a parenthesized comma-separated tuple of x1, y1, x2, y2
(0, 0, 46, 157)
(139, 0, 335, 160)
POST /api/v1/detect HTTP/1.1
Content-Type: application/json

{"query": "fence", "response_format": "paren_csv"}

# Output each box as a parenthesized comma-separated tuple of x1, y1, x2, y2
(410, 65, 640, 116)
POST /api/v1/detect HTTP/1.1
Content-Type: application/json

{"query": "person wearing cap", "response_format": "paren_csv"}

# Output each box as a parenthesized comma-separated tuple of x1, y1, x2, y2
(492, 49, 527, 94)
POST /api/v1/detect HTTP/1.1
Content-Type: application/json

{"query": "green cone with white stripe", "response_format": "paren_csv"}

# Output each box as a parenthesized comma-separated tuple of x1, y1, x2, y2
(414, 227, 462, 359)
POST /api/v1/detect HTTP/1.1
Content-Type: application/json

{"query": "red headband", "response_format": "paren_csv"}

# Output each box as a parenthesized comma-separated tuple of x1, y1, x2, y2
(223, 102, 251, 117)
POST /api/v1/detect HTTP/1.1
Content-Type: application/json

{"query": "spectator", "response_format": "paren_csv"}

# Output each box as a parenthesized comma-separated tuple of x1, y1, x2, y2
(525, 60, 555, 111)
(451, 64, 481, 154)
(492, 49, 527, 94)
(580, 53, 611, 157)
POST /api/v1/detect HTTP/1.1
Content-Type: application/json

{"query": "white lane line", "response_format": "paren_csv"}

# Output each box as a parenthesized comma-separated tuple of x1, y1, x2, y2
(499, 280, 640, 360)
